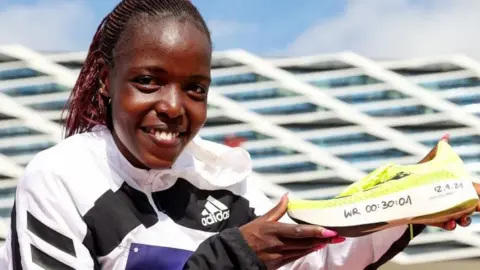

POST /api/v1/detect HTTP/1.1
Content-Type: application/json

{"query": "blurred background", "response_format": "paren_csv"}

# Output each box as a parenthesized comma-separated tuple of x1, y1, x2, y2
(1, 0, 480, 269)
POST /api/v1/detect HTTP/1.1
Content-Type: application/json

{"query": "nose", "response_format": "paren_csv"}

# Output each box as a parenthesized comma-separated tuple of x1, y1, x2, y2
(154, 84, 184, 120)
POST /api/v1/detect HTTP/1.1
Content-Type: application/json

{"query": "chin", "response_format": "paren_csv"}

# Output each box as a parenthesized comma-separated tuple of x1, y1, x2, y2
(141, 152, 178, 170)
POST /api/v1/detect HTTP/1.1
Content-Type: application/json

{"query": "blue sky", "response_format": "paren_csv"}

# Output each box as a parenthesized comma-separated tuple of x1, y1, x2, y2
(1, 0, 479, 59)
(0, 0, 346, 55)
(90, 0, 346, 54)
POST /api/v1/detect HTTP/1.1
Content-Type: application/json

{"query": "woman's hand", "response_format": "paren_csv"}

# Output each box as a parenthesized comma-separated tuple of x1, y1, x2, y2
(239, 194, 344, 270)
(419, 134, 479, 230)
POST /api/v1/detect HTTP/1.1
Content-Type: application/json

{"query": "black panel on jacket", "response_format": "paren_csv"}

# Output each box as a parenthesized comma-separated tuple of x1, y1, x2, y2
(82, 190, 142, 257)
(10, 203, 23, 270)
(30, 244, 74, 270)
(152, 178, 256, 232)
(27, 211, 76, 257)
(115, 182, 159, 228)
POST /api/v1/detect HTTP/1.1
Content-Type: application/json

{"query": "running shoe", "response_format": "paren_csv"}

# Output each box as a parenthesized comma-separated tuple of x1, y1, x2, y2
(287, 140, 479, 237)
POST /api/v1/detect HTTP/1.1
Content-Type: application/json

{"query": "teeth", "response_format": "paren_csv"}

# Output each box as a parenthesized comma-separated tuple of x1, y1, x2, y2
(152, 130, 179, 141)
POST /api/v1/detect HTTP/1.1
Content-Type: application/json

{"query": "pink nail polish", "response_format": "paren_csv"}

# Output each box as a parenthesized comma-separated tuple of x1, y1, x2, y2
(331, 237, 346, 244)
(441, 133, 450, 141)
(321, 229, 338, 238)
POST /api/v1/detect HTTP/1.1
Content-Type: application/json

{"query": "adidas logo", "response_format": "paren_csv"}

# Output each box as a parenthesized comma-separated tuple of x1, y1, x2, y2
(201, 196, 230, 226)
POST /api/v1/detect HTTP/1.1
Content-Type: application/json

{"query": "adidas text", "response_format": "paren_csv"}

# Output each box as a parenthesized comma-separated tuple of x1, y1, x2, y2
(201, 211, 230, 226)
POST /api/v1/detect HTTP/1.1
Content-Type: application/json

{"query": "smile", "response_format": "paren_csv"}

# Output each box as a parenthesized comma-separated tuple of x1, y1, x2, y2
(141, 127, 185, 148)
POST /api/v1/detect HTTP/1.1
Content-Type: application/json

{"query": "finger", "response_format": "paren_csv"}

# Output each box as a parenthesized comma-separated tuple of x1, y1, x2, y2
(444, 220, 457, 231)
(440, 133, 450, 142)
(269, 223, 338, 239)
(429, 219, 455, 230)
(474, 183, 480, 199)
(456, 216, 472, 227)
(262, 193, 289, 222)
(418, 145, 438, 164)
(418, 134, 449, 164)
(279, 236, 345, 251)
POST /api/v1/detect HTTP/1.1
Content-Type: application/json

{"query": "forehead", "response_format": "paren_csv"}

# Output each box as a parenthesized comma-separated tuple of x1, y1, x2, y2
(113, 15, 211, 74)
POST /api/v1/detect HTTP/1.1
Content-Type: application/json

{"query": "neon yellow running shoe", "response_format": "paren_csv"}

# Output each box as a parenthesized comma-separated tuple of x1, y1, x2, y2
(287, 140, 479, 237)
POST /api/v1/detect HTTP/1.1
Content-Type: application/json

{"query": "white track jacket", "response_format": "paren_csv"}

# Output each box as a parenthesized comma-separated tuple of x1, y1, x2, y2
(0, 126, 423, 269)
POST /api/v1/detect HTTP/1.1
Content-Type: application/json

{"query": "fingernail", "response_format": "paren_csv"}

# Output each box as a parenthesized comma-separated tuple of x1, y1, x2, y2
(464, 216, 472, 226)
(331, 236, 346, 244)
(440, 133, 450, 141)
(449, 220, 457, 230)
(321, 229, 338, 238)
(281, 193, 289, 200)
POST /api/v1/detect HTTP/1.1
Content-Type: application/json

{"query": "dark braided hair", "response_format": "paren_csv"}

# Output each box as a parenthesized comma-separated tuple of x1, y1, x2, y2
(63, 0, 211, 137)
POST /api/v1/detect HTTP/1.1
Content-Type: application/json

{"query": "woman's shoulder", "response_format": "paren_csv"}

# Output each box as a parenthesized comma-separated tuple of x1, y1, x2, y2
(19, 128, 112, 188)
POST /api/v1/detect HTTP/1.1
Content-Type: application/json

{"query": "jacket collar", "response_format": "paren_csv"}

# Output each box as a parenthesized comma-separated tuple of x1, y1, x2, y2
(92, 126, 252, 193)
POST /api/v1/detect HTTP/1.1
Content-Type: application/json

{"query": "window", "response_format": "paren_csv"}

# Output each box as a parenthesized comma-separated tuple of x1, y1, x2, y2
(254, 103, 319, 115)
(310, 75, 380, 88)
(365, 105, 437, 117)
(0, 68, 44, 80)
(0, 142, 55, 156)
(0, 126, 40, 139)
(224, 88, 298, 102)
(310, 133, 380, 147)
(255, 162, 318, 174)
(338, 90, 408, 104)
(4, 83, 70, 97)
(420, 77, 480, 91)
(448, 94, 480, 106)
(248, 147, 298, 160)
(422, 135, 480, 148)
(30, 100, 67, 111)
(201, 130, 270, 143)
(338, 148, 408, 163)
(211, 73, 270, 86)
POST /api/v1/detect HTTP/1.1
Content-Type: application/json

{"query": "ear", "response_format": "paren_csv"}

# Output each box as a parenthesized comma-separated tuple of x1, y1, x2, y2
(98, 58, 111, 98)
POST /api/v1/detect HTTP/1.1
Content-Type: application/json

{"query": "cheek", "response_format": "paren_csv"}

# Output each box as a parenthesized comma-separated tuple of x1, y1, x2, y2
(111, 86, 147, 137)
(187, 101, 207, 132)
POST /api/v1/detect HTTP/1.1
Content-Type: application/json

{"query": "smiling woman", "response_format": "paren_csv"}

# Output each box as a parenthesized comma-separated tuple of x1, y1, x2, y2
(100, 16, 211, 169)
(0, 0, 477, 270)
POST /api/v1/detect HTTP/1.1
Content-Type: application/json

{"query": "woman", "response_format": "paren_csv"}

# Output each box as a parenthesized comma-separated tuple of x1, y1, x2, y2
(1, 0, 478, 269)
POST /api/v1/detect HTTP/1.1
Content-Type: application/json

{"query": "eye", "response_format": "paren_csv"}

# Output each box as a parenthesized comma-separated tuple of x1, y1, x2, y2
(193, 84, 207, 94)
(132, 75, 155, 86)
(185, 83, 208, 96)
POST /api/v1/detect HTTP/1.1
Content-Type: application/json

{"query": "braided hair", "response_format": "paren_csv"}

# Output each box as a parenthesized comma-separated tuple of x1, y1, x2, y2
(63, 0, 211, 137)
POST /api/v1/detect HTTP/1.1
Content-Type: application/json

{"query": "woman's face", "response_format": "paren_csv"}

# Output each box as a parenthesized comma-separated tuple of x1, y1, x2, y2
(101, 17, 211, 169)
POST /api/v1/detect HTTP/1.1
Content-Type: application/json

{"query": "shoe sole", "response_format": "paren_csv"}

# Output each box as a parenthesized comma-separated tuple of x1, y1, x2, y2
(288, 179, 479, 237)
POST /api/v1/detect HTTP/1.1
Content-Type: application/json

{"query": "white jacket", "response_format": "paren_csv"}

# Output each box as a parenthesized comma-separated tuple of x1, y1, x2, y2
(0, 126, 422, 269)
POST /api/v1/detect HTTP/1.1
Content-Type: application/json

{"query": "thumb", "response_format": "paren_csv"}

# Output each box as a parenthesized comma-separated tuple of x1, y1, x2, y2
(263, 193, 289, 222)
(474, 183, 480, 212)
(418, 134, 449, 164)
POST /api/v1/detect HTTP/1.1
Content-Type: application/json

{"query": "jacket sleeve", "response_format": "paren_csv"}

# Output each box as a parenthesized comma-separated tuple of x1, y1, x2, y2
(2, 158, 100, 270)
(243, 176, 425, 270)
(183, 227, 266, 270)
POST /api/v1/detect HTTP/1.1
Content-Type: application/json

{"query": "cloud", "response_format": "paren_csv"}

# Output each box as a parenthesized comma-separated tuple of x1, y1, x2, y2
(288, 0, 480, 59)
(0, 0, 96, 51)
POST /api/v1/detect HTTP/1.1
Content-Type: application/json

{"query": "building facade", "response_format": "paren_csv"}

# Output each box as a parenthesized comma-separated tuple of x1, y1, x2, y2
(0, 45, 479, 264)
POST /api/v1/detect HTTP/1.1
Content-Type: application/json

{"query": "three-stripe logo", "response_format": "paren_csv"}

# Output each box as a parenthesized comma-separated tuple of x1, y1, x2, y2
(201, 196, 230, 226)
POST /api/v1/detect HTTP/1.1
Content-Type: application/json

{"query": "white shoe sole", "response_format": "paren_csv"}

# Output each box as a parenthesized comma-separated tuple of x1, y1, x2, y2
(288, 179, 479, 237)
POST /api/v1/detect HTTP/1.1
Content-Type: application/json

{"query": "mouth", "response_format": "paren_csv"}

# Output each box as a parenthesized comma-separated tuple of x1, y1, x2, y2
(140, 126, 186, 148)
